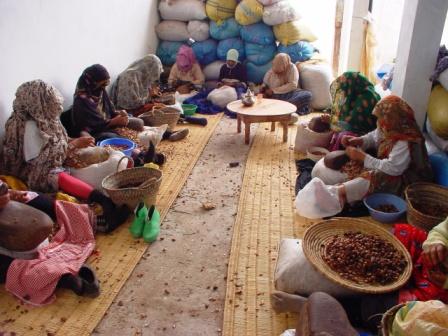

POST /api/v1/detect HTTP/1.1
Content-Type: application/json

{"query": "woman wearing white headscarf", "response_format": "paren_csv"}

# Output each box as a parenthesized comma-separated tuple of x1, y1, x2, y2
(262, 53, 312, 115)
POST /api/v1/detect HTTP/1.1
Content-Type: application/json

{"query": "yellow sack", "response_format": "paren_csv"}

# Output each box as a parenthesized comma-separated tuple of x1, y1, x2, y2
(391, 300, 448, 336)
(235, 0, 263, 26)
(274, 20, 318, 45)
(428, 85, 448, 140)
(206, 0, 237, 23)
(55, 192, 79, 204)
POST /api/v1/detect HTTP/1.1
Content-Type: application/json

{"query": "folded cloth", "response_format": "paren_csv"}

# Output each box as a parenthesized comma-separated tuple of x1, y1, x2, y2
(5, 201, 95, 306)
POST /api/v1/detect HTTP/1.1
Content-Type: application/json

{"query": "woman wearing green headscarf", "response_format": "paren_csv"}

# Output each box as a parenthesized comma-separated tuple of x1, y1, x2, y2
(329, 71, 380, 135)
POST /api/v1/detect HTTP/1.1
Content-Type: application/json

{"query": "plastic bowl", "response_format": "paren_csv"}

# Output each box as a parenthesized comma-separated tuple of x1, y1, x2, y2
(98, 138, 136, 157)
(363, 193, 407, 223)
(306, 146, 329, 162)
(182, 104, 198, 116)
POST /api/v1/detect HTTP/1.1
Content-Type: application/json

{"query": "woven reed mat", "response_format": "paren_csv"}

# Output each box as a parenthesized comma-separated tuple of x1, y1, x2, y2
(0, 113, 223, 336)
(223, 117, 322, 336)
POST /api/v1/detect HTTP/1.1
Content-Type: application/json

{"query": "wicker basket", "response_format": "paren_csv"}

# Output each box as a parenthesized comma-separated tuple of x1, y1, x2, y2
(102, 157, 162, 209)
(303, 218, 412, 294)
(380, 303, 405, 336)
(139, 106, 180, 131)
(405, 182, 448, 231)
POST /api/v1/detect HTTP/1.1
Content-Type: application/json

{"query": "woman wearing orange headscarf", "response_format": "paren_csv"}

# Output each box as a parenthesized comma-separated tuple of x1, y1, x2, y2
(262, 53, 312, 115)
(301, 96, 433, 217)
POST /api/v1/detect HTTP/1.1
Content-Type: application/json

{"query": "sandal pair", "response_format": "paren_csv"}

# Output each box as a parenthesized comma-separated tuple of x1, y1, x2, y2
(129, 202, 160, 243)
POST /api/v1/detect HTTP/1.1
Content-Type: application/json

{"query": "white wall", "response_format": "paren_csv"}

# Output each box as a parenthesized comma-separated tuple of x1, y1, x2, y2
(0, 0, 159, 136)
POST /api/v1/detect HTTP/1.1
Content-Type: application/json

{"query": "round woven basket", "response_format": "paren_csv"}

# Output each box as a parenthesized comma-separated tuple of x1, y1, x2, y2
(102, 158, 162, 209)
(139, 106, 180, 131)
(405, 182, 448, 231)
(380, 303, 405, 336)
(303, 218, 412, 294)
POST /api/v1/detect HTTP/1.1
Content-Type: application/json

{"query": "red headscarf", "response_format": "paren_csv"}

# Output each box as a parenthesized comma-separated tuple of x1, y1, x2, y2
(176, 45, 197, 73)
(372, 95, 423, 158)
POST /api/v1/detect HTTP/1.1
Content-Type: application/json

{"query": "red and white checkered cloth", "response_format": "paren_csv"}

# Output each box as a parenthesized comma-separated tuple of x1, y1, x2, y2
(5, 201, 95, 306)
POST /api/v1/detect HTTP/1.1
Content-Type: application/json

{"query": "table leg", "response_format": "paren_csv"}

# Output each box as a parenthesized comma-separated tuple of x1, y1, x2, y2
(245, 121, 251, 144)
(271, 122, 275, 132)
(237, 115, 241, 133)
(281, 122, 288, 142)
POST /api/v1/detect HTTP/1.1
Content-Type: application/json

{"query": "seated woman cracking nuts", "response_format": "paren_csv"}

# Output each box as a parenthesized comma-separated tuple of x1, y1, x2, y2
(300, 95, 433, 217)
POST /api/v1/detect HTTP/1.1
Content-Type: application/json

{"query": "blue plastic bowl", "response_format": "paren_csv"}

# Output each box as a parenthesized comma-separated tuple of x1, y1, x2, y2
(363, 193, 407, 223)
(98, 138, 136, 156)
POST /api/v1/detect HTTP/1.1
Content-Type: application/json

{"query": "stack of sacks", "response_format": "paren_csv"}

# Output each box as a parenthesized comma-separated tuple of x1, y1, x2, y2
(241, 22, 277, 84)
(204, 0, 240, 81)
(156, 0, 216, 67)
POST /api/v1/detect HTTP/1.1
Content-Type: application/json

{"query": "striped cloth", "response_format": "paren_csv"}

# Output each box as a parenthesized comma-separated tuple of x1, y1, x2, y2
(5, 201, 95, 306)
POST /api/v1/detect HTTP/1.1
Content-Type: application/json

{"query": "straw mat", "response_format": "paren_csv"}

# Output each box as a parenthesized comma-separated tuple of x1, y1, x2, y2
(0, 113, 222, 335)
(223, 120, 322, 336)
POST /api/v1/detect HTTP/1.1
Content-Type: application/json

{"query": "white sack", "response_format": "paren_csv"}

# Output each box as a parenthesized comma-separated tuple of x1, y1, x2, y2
(298, 63, 333, 110)
(263, 1, 301, 26)
(207, 86, 238, 108)
(203, 60, 225, 80)
(156, 21, 189, 42)
(159, 0, 207, 21)
(187, 20, 210, 42)
(294, 122, 333, 153)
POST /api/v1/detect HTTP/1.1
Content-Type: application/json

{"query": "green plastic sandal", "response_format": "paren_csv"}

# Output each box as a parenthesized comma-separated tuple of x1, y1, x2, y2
(129, 202, 148, 238)
(143, 206, 160, 243)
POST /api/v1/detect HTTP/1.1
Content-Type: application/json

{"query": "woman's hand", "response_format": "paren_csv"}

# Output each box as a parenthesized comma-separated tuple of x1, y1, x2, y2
(321, 114, 331, 124)
(428, 267, 448, 287)
(342, 135, 363, 148)
(9, 190, 28, 203)
(0, 191, 10, 209)
(345, 146, 366, 162)
(71, 136, 95, 148)
(423, 243, 448, 267)
(109, 115, 129, 127)
(264, 88, 274, 98)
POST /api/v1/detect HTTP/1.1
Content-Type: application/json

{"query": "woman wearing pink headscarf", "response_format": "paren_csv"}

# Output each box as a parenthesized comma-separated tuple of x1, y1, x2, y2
(168, 45, 205, 90)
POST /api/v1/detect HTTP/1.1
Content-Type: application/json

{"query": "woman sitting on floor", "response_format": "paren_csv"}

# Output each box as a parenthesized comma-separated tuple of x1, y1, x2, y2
(304, 95, 433, 216)
(262, 53, 312, 115)
(1, 80, 129, 233)
(217, 49, 247, 89)
(168, 45, 205, 92)
(110, 54, 189, 142)
(67, 64, 144, 142)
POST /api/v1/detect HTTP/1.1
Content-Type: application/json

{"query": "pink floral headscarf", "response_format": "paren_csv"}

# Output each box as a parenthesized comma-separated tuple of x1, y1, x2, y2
(176, 45, 197, 73)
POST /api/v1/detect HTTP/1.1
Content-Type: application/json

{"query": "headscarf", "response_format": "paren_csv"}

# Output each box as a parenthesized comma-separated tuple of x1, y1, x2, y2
(75, 64, 110, 99)
(272, 53, 292, 75)
(372, 95, 423, 158)
(330, 71, 380, 135)
(2, 80, 68, 192)
(176, 45, 197, 73)
(263, 53, 296, 90)
(226, 49, 239, 64)
(111, 55, 164, 110)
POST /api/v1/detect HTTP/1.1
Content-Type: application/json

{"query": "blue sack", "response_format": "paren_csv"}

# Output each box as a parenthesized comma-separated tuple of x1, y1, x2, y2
(156, 41, 184, 66)
(210, 18, 241, 40)
(217, 38, 245, 61)
(240, 22, 275, 45)
(192, 39, 218, 65)
(245, 42, 277, 66)
(246, 61, 272, 84)
(278, 41, 315, 63)
(429, 152, 448, 187)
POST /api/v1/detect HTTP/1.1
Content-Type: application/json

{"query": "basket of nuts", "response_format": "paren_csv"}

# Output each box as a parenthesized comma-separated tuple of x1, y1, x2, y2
(303, 218, 412, 294)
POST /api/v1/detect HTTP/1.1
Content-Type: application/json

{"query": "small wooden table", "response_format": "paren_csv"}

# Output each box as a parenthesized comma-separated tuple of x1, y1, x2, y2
(227, 98, 297, 144)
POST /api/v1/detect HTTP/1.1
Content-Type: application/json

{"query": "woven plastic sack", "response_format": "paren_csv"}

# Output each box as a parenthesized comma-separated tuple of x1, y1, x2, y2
(297, 62, 333, 110)
(155, 21, 189, 42)
(240, 22, 275, 45)
(206, 0, 237, 23)
(203, 60, 225, 80)
(159, 0, 207, 21)
(246, 61, 272, 84)
(294, 122, 333, 153)
(274, 20, 318, 45)
(217, 38, 245, 61)
(207, 86, 238, 108)
(235, 0, 263, 26)
(209, 18, 241, 40)
(192, 39, 218, 65)
(274, 239, 356, 296)
(156, 41, 184, 66)
(428, 85, 448, 140)
(278, 41, 314, 63)
(263, 0, 301, 26)
(245, 42, 277, 66)
(187, 20, 210, 42)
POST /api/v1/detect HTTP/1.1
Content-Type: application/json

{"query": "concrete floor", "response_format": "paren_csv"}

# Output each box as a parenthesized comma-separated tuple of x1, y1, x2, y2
(94, 117, 255, 336)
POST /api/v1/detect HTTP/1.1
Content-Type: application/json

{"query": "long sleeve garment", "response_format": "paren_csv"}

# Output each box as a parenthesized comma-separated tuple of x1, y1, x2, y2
(218, 63, 247, 83)
(263, 64, 299, 95)
(168, 63, 205, 86)
(422, 217, 448, 289)
(360, 129, 411, 176)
